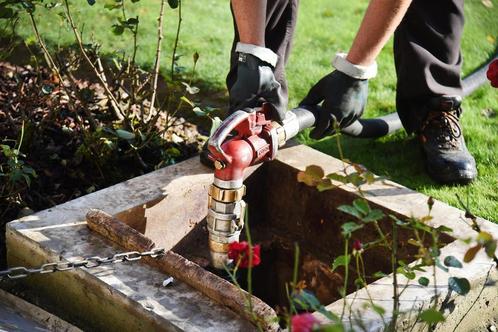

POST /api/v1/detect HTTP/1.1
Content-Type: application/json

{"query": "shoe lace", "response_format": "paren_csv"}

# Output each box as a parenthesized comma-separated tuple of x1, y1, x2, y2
(421, 107, 462, 148)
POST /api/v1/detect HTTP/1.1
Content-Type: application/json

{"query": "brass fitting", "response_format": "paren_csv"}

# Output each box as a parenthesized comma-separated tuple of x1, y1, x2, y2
(207, 184, 246, 269)
(208, 184, 246, 203)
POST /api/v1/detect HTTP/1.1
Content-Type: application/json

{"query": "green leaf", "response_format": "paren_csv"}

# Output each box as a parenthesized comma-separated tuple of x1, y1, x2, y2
(304, 165, 324, 179)
(337, 204, 362, 219)
(104, 3, 120, 10)
(21, 173, 31, 186)
(435, 258, 449, 273)
(316, 178, 335, 192)
(448, 277, 470, 295)
(317, 308, 340, 324)
(112, 24, 124, 35)
(419, 308, 445, 323)
(180, 95, 194, 107)
(372, 271, 387, 278)
(430, 247, 441, 258)
(411, 264, 427, 272)
(167, 0, 178, 8)
(21, 1, 35, 12)
(209, 117, 222, 137)
(464, 244, 482, 263)
(192, 107, 205, 117)
(443, 255, 463, 268)
(181, 82, 200, 95)
(297, 165, 324, 187)
(477, 231, 493, 245)
(22, 166, 37, 177)
(418, 277, 429, 286)
(354, 277, 364, 288)
(362, 209, 384, 222)
(294, 290, 321, 309)
(346, 172, 366, 187)
(193, 51, 200, 64)
(331, 255, 349, 272)
(435, 225, 453, 233)
(326, 173, 348, 183)
(292, 289, 332, 318)
(203, 106, 217, 114)
(341, 222, 363, 236)
(126, 17, 139, 25)
(484, 240, 497, 258)
(396, 266, 416, 280)
(115, 129, 135, 140)
(363, 171, 374, 184)
(371, 304, 386, 316)
(353, 199, 369, 215)
(165, 147, 181, 157)
(1, 144, 12, 157)
(319, 323, 345, 332)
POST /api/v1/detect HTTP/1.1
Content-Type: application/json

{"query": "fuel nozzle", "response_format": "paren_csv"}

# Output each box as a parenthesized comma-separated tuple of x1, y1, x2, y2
(205, 106, 311, 269)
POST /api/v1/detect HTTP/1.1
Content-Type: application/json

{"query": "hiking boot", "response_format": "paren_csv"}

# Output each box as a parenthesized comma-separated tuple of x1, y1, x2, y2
(419, 95, 477, 184)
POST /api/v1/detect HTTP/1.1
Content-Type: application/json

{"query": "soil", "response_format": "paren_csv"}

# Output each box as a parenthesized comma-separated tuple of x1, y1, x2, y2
(0, 61, 206, 266)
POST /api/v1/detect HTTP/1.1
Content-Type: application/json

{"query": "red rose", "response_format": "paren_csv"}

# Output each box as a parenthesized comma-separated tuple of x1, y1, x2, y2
(291, 313, 318, 332)
(352, 239, 363, 251)
(487, 59, 498, 88)
(227, 241, 261, 268)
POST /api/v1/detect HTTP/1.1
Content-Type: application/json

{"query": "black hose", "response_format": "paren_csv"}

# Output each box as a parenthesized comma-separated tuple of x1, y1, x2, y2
(294, 50, 498, 139)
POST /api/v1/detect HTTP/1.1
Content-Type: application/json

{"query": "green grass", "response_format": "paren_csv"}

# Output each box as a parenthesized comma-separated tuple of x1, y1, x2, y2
(14, 0, 498, 221)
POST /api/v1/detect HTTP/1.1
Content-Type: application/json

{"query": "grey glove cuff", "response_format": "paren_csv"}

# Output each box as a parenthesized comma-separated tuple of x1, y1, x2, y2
(332, 52, 377, 80)
(236, 42, 278, 67)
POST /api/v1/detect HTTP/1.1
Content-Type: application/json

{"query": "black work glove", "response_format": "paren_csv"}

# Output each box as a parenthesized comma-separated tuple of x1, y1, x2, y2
(229, 53, 287, 122)
(300, 70, 368, 139)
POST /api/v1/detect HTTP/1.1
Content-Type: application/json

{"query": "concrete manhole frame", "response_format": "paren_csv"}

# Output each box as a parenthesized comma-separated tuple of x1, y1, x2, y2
(6, 144, 498, 331)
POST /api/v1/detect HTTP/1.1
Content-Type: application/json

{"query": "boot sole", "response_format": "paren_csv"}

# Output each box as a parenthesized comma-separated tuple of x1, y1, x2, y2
(426, 166, 477, 185)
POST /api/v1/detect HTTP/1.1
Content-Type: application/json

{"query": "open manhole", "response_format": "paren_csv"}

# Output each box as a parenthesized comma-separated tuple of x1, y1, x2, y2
(114, 159, 454, 323)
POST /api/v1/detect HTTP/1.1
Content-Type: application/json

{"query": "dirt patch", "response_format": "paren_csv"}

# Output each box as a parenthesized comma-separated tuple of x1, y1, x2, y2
(0, 61, 205, 266)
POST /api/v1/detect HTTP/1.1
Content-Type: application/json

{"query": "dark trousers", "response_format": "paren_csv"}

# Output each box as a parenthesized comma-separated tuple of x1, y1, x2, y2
(228, 0, 464, 133)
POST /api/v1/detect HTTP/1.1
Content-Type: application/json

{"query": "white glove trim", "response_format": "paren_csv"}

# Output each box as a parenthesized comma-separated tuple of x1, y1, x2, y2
(236, 42, 278, 67)
(332, 53, 377, 79)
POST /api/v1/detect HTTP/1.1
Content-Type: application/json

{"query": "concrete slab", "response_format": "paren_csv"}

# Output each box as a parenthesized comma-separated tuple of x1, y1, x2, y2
(6, 144, 498, 331)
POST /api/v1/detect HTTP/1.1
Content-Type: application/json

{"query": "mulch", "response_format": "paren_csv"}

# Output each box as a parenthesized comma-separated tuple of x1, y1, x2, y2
(0, 61, 204, 227)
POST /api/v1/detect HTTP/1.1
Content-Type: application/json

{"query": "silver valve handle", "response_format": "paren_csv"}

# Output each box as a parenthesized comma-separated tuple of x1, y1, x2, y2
(207, 110, 252, 164)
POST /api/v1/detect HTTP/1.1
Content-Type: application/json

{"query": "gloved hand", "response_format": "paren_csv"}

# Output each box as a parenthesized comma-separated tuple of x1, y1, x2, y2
(229, 51, 287, 122)
(300, 53, 376, 139)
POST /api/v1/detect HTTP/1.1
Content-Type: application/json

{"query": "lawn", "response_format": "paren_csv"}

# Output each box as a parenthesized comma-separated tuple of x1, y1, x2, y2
(16, 0, 498, 221)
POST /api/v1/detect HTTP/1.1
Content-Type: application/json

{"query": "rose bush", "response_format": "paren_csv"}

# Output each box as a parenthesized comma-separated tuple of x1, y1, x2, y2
(291, 313, 319, 332)
(228, 241, 261, 268)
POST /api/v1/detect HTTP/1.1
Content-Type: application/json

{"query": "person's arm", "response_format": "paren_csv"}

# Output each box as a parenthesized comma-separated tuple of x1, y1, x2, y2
(228, 0, 286, 121)
(231, 0, 266, 46)
(301, 0, 413, 138)
(346, 0, 412, 66)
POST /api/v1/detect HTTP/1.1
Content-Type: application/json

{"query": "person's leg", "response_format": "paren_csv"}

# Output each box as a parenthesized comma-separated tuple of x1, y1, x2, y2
(394, 0, 476, 184)
(394, 0, 464, 132)
(227, 0, 299, 109)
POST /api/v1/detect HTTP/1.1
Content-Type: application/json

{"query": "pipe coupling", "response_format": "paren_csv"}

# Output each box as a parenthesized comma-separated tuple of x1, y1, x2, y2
(207, 184, 246, 269)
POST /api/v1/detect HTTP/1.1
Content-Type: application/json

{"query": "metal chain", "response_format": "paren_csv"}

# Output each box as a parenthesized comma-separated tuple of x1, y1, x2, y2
(0, 248, 166, 281)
